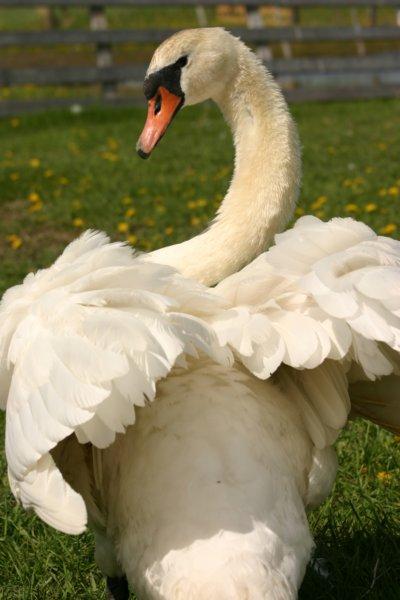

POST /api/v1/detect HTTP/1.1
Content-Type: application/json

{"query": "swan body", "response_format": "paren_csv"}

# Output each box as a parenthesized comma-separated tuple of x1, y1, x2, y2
(1, 28, 400, 599)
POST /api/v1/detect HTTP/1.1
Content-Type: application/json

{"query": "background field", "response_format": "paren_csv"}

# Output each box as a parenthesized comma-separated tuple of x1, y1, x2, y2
(0, 97, 400, 599)
(2, 3, 400, 105)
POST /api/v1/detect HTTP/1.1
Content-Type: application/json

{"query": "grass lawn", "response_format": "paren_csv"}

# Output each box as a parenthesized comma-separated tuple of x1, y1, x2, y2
(0, 98, 400, 599)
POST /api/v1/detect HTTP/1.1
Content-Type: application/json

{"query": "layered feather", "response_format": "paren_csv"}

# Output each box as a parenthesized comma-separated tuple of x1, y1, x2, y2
(212, 216, 400, 440)
(213, 217, 400, 378)
(0, 231, 231, 534)
(2, 217, 400, 534)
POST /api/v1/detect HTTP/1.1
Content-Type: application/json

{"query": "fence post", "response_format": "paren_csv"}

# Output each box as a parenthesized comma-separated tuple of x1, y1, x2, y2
(245, 4, 272, 60)
(195, 5, 207, 27)
(370, 5, 377, 26)
(351, 7, 366, 57)
(275, 6, 293, 59)
(89, 4, 115, 99)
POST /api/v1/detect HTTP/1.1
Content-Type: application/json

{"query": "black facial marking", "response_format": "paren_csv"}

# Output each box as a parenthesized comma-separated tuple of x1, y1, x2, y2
(144, 55, 188, 100)
(154, 93, 162, 115)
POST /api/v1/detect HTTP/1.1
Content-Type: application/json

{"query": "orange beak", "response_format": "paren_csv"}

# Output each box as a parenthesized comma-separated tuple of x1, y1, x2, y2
(136, 86, 183, 159)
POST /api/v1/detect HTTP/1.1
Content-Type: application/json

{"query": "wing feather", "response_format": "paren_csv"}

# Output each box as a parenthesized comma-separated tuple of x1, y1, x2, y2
(215, 216, 400, 440)
(3, 217, 400, 533)
(0, 231, 230, 533)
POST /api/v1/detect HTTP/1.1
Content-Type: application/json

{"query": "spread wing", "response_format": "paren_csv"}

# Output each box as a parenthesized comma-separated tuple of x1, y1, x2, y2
(212, 216, 400, 444)
(0, 231, 231, 534)
(3, 218, 400, 534)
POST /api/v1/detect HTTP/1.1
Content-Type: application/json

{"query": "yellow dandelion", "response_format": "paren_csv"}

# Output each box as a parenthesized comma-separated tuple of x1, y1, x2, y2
(379, 223, 397, 235)
(365, 166, 374, 174)
(107, 138, 119, 151)
(29, 158, 40, 168)
(187, 200, 197, 210)
(100, 151, 118, 162)
(72, 200, 82, 210)
(127, 234, 138, 245)
(6, 234, 22, 249)
(190, 216, 201, 227)
(10, 172, 19, 182)
(345, 203, 359, 213)
(311, 196, 327, 210)
(364, 203, 378, 213)
(315, 210, 325, 219)
(378, 188, 387, 197)
(117, 222, 129, 233)
(145, 218, 155, 227)
(72, 217, 85, 228)
(218, 166, 230, 178)
(196, 198, 208, 207)
(342, 178, 353, 188)
(10, 118, 20, 128)
(29, 201, 43, 213)
(165, 226, 174, 235)
(68, 142, 80, 155)
(125, 207, 136, 218)
(28, 192, 41, 203)
(377, 142, 387, 151)
(141, 239, 153, 251)
(295, 207, 305, 217)
(156, 205, 166, 214)
(121, 196, 133, 205)
(377, 471, 391, 482)
(44, 169, 54, 178)
(388, 186, 399, 196)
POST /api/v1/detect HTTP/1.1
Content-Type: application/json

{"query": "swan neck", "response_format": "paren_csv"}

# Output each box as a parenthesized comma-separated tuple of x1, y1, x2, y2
(148, 43, 301, 285)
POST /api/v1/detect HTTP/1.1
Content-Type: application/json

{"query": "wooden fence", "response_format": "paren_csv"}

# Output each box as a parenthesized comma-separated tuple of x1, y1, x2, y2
(1, 0, 400, 115)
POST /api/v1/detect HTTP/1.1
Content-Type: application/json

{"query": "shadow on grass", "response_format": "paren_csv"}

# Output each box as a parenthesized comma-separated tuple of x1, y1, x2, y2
(300, 520, 400, 600)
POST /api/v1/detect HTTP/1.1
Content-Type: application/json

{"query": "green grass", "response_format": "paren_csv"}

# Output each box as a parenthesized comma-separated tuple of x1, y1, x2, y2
(0, 98, 400, 598)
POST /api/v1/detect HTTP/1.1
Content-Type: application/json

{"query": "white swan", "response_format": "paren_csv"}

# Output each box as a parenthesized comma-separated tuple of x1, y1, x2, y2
(1, 28, 399, 600)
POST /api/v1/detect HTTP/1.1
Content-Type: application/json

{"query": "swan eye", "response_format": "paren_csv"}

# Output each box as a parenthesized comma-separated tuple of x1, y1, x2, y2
(154, 94, 162, 115)
(175, 55, 188, 68)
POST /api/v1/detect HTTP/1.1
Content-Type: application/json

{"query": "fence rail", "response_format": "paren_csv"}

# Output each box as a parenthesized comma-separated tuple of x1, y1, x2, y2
(2, 52, 400, 86)
(2, 25, 400, 47)
(1, 0, 400, 6)
(1, 1, 400, 114)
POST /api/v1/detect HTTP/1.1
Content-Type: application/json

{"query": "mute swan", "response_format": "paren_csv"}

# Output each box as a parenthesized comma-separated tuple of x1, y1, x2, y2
(2, 28, 400, 600)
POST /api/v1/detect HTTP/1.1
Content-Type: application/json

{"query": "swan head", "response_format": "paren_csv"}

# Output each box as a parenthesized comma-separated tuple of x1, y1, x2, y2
(137, 28, 238, 158)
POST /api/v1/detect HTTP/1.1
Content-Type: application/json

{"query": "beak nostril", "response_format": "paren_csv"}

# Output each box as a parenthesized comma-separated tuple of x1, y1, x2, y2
(154, 94, 162, 116)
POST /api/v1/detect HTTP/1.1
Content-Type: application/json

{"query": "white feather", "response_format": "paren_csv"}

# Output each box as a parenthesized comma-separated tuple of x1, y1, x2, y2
(0, 231, 230, 532)
(2, 217, 400, 537)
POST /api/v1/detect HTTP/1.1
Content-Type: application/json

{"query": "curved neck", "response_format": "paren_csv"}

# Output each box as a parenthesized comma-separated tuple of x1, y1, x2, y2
(148, 42, 301, 286)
